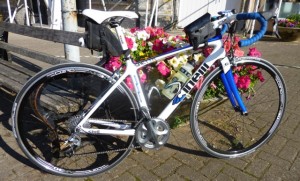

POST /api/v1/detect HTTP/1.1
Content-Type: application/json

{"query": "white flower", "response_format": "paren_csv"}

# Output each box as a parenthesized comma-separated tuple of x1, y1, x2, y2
(136, 30, 150, 41)
(147, 42, 153, 49)
(168, 57, 180, 70)
(193, 53, 205, 65)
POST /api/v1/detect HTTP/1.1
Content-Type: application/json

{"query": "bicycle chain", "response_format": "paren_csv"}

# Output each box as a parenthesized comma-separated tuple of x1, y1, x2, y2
(72, 145, 141, 157)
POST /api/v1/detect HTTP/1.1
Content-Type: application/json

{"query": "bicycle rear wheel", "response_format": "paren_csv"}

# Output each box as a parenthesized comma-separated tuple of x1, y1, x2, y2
(12, 63, 138, 177)
(190, 57, 286, 158)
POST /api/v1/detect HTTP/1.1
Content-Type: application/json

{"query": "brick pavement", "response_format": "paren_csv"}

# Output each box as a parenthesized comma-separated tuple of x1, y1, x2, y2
(0, 34, 299, 180)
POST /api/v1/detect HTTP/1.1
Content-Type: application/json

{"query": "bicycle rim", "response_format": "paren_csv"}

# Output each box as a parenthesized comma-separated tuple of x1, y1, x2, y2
(12, 63, 138, 177)
(190, 57, 286, 158)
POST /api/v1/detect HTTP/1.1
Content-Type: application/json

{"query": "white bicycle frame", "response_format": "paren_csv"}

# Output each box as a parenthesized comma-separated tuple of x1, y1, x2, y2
(76, 24, 226, 136)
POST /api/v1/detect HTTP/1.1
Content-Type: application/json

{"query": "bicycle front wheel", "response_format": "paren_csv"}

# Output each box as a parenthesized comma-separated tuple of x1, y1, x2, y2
(12, 63, 139, 177)
(190, 57, 286, 158)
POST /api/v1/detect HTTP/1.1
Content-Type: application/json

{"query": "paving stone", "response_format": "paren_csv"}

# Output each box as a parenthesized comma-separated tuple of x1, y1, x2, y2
(278, 143, 298, 163)
(223, 158, 249, 170)
(223, 167, 257, 181)
(173, 151, 205, 170)
(215, 172, 234, 181)
(129, 152, 161, 170)
(129, 165, 160, 181)
(112, 172, 136, 181)
(152, 158, 182, 178)
(164, 173, 186, 181)
(261, 134, 287, 155)
(261, 165, 300, 181)
(176, 165, 209, 181)
(200, 160, 225, 179)
(258, 151, 291, 170)
(245, 158, 270, 178)
(290, 157, 300, 176)
(108, 157, 138, 176)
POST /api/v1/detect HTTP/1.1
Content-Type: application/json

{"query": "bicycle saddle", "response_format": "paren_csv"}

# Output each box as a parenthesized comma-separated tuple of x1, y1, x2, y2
(82, 9, 139, 24)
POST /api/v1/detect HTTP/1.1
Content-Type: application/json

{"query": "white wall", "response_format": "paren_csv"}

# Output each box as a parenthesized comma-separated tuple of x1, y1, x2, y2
(177, 0, 242, 28)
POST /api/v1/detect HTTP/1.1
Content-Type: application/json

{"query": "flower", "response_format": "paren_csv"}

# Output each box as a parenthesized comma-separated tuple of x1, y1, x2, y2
(278, 14, 300, 28)
(157, 62, 170, 76)
(236, 75, 251, 90)
(104, 56, 122, 72)
(125, 77, 134, 90)
(101, 27, 263, 101)
(125, 37, 134, 50)
(247, 47, 261, 57)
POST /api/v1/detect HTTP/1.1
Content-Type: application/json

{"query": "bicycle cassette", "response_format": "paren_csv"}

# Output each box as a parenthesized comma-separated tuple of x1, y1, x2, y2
(135, 118, 170, 149)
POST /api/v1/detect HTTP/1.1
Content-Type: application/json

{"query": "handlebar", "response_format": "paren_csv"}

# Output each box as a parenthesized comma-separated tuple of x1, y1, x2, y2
(218, 3, 278, 47)
(236, 12, 267, 47)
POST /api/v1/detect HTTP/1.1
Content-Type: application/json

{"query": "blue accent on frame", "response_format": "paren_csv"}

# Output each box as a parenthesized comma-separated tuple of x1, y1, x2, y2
(220, 72, 237, 108)
(172, 94, 186, 105)
(225, 70, 247, 113)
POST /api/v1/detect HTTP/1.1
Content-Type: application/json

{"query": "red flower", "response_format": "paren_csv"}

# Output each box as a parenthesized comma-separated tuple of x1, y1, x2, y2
(152, 39, 164, 52)
(130, 27, 139, 33)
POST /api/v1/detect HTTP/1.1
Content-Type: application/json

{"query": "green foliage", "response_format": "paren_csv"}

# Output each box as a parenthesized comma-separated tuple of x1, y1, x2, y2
(287, 14, 300, 22)
(170, 115, 188, 129)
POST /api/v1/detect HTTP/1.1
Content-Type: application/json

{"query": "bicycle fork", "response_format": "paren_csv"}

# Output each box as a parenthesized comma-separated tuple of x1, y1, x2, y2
(220, 57, 248, 115)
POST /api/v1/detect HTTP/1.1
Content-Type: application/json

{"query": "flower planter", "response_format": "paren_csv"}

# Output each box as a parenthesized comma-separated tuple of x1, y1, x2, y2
(278, 26, 300, 42)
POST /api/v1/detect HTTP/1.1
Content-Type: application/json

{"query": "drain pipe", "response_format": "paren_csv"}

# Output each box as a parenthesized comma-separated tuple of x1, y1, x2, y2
(61, 0, 80, 62)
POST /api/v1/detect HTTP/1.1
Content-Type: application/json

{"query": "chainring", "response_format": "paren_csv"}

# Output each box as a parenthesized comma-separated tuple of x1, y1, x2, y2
(135, 118, 170, 149)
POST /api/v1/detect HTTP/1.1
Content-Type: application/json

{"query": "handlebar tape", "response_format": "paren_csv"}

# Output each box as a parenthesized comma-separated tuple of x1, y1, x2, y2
(236, 12, 267, 47)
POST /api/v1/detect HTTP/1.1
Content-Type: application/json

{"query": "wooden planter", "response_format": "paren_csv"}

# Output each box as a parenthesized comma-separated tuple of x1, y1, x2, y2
(278, 26, 300, 42)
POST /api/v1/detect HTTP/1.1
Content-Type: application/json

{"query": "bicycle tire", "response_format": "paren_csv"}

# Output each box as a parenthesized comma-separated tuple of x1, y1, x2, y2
(190, 57, 286, 158)
(12, 63, 139, 177)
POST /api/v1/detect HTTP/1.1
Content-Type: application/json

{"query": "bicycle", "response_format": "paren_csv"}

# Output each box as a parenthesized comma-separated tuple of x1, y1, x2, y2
(11, 5, 286, 177)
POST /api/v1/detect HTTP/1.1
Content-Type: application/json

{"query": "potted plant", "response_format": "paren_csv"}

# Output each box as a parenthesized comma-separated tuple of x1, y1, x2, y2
(278, 14, 300, 41)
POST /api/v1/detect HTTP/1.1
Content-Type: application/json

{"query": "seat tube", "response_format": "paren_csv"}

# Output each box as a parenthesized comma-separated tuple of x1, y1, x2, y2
(225, 70, 248, 114)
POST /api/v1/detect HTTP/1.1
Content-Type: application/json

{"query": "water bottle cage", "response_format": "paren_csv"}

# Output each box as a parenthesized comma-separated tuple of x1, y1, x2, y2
(165, 82, 182, 94)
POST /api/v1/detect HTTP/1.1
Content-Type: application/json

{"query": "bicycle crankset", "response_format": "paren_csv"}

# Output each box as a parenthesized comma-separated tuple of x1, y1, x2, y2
(135, 118, 170, 149)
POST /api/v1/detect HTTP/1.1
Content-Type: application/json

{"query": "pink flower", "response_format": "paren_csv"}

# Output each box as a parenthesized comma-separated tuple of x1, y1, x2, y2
(224, 41, 231, 53)
(130, 27, 139, 33)
(210, 82, 217, 89)
(104, 56, 122, 72)
(125, 37, 134, 50)
(125, 77, 134, 90)
(195, 76, 204, 90)
(256, 71, 265, 82)
(247, 47, 262, 57)
(234, 49, 244, 57)
(237, 75, 251, 90)
(152, 39, 164, 52)
(157, 62, 170, 76)
(233, 73, 239, 84)
(139, 70, 147, 83)
(145, 27, 156, 37)
(155, 28, 165, 37)
(203, 47, 213, 57)
(233, 66, 242, 72)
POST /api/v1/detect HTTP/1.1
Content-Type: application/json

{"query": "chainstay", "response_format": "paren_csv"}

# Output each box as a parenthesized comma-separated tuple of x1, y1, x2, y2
(71, 145, 141, 156)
